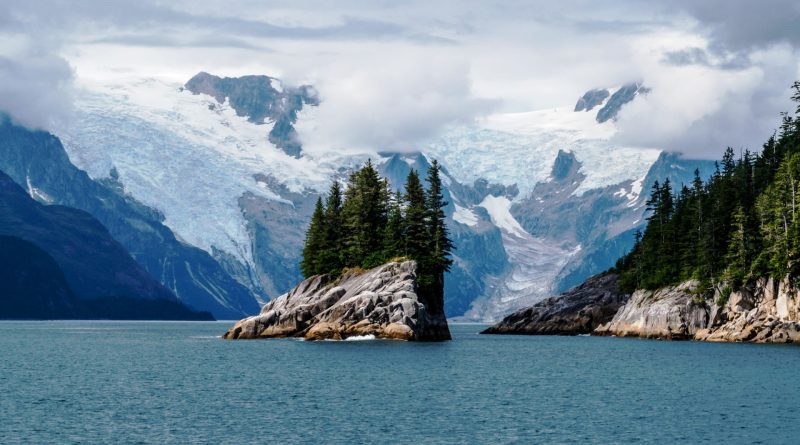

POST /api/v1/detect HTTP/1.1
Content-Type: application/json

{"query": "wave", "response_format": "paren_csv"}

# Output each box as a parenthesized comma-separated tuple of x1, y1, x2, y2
(337, 334, 376, 341)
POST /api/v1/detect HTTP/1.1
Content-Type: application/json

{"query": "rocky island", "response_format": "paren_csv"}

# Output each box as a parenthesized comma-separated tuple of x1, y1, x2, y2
(224, 159, 454, 342)
(223, 261, 450, 341)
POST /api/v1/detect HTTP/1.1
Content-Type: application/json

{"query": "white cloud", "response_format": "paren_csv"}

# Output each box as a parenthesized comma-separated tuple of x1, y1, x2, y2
(295, 47, 496, 154)
(0, 25, 74, 131)
(614, 39, 798, 158)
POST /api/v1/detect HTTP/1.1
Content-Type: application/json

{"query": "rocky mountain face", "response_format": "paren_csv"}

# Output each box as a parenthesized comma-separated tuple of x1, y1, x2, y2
(595, 82, 649, 123)
(184, 72, 318, 158)
(574, 88, 610, 112)
(0, 170, 210, 320)
(54, 74, 715, 322)
(0, 118, 259, 319)
(481, 274, 626, 335)
(224, 261, 451, 341)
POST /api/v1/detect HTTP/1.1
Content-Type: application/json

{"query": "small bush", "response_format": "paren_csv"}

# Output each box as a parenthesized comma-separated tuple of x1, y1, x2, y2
(716, 285, 733, 307)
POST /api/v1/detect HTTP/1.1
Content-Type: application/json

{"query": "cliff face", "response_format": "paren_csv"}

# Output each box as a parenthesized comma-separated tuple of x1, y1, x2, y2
(596, 278, 800, 343)
(482, 274, 626, 335)
(224, 261, 451, 341)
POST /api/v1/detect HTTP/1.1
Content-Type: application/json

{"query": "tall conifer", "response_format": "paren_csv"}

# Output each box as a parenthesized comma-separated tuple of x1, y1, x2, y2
(300, 197, 326, 277)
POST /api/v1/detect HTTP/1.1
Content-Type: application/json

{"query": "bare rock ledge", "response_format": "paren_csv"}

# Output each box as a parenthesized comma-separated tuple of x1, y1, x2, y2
(223, 261, 451, 341)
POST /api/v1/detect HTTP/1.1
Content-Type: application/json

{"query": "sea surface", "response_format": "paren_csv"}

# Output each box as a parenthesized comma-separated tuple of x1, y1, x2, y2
(1, 321, 798, 444)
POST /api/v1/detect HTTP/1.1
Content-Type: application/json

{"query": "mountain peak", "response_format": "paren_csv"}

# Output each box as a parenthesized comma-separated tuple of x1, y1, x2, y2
(596, 82, 649, 123)
(574, 88, 610, 112)
(183, 71, 318, 158)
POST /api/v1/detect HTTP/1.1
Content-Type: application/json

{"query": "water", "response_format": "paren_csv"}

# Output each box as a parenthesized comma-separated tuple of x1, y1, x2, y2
(1, 322, 798, 444)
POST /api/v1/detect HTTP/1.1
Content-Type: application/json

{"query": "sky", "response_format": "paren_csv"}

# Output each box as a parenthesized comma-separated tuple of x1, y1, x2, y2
(1, 0, 799, 159)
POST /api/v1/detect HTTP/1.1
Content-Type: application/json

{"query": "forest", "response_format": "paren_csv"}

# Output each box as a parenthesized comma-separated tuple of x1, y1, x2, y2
(300, 159, 453, 302)
(615, 81, 800, 299)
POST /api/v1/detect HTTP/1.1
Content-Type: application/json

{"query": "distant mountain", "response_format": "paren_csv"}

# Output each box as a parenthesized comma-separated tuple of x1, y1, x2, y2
(574, 88, 610, 112)
(55, 74, 716, 321)
(0, 171, 210, 320)
(0, 118, 260, 319)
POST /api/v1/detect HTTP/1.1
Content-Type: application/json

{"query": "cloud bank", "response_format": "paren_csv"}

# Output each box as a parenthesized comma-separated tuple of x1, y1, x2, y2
(0, 0, 798, 158)
(0, 7, 74, 130)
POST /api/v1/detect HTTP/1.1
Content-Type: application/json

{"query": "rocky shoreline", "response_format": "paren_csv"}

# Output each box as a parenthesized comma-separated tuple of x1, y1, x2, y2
(223, 261, 451, 341)
(484, 274, 800, 344)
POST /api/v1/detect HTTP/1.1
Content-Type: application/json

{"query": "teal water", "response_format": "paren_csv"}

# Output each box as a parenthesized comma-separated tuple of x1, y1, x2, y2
(1, 321, 798, 444)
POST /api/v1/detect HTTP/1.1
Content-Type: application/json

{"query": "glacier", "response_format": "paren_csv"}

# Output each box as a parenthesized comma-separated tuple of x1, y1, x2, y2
(57, 78, 334, 268)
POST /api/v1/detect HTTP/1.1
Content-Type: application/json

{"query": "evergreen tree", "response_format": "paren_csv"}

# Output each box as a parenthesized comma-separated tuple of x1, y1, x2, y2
(424, 160, 454, 306)
(425, 160, 454, 274)
(724, 205, 750, 287)
(383, 190, 405, 260)
(300, 198, 326, 277)
(318, 180, 343, 274)
(404, 169, 430, 279)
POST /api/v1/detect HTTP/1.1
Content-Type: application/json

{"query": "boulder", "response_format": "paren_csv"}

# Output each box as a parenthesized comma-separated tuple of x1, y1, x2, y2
(223, 261, 451, 341)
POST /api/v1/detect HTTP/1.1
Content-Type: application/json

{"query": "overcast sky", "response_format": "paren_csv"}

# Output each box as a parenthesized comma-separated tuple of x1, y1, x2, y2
(1, 0, 799, 158)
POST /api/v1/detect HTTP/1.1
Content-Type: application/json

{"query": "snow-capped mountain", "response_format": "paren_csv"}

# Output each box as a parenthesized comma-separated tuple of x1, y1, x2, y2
(53, 74, 714, 321)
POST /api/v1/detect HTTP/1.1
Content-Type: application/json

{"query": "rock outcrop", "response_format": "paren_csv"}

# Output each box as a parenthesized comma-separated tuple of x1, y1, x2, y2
(223, 261, 451, 341)
(481, 274, 627, 335)
(694, 278, 800, 343)
(596, 278, 800, 343)
(594, 281, 708, 339)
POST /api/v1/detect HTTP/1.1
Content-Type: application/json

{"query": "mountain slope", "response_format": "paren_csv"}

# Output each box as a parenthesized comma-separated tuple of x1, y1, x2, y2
(0, 170, 172, 300)
(0, 118, 259, 319)
(0, 170, 211, 320)
(0, 236, 78, 319)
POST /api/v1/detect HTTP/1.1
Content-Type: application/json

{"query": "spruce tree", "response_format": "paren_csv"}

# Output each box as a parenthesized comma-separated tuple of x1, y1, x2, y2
(340, 171, 361, 267)
(616, 82, 800, 293)
(424, 160, 454, 309)
(404, 169, 430, 280)
(300, 198, 326, 277)
(319, 180, 343, 274)
(383, 190, 405, 260)
(426, 161, 454, 270)
(724, 205, 749, 287)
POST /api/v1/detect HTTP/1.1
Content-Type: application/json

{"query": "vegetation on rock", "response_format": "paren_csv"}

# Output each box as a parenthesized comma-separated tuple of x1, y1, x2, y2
(300, 159, 453, 305)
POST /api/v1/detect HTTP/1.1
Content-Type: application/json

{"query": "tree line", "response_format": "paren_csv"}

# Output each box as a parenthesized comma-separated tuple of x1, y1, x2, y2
(614, 81, 800, 296)
(300, 159, 453, 303)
